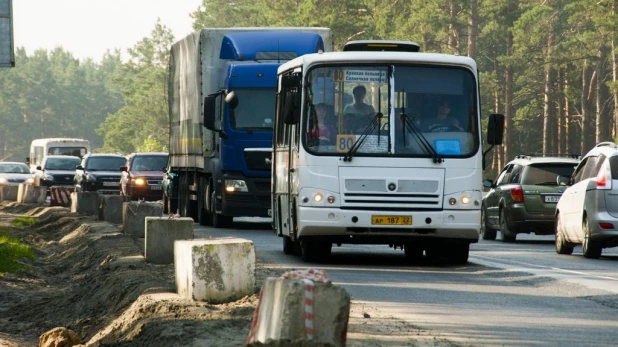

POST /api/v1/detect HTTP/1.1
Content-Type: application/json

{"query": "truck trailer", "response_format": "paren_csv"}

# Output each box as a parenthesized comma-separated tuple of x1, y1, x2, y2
(166, 27, 332, 227)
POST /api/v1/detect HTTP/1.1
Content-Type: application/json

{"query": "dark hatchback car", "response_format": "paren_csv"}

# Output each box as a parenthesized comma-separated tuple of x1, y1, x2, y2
(481, 155, 580, 242)
(120, 152, 168, 201)
(74, 154, 126, 193)
(34, 155, 81, 188)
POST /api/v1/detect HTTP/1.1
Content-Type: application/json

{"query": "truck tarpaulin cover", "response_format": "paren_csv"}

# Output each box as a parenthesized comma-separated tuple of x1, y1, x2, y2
(0, 0, 14, 67)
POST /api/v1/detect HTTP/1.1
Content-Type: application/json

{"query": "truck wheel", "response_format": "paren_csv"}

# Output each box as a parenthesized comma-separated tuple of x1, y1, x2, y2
(197, 177, 211, 226)
(178, 173, 189, 217)
(211, 191, 233, 228)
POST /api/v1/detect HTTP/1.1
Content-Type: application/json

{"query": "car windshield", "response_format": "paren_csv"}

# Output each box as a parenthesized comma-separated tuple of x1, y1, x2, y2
(521, 163, 577, 185)
(303, 64, 479, 158)
(45, 157, 81, 170)
(131, 156, 169, 171)
(0, 163, 30, 173)
(85, 157, 126, 171)
(230, 87, 275, 130)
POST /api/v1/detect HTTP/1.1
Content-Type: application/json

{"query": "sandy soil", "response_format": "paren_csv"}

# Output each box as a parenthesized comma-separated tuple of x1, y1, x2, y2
(0, 202, 459, 347)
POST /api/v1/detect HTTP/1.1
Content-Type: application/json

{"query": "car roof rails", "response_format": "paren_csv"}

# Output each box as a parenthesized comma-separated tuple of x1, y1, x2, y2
(516, 153, 581, 160)
(594, 141, 618, 149)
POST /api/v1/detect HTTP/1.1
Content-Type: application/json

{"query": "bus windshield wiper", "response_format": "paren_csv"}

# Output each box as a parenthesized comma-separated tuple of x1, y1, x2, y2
(343, 112, 383, 162)
(399, 113, 443, 164)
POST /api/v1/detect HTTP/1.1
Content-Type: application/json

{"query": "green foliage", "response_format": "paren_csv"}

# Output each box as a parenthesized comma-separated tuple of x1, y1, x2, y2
(0, 232, 35, 274)
(11, 217, 39, 228)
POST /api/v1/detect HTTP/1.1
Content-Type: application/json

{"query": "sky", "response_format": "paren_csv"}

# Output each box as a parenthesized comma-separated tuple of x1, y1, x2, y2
(13, 0, 203, 62)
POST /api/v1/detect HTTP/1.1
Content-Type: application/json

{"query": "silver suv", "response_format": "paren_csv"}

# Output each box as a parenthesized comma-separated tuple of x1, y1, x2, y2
(555, 142, 618, 258)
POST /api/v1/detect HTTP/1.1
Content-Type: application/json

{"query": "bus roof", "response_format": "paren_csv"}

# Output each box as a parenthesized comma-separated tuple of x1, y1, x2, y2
(30, 138, 90, 145)
(277, 51, 477, 74)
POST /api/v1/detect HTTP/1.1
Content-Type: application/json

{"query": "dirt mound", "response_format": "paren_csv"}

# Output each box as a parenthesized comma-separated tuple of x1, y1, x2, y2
(0, 203, 459, 347)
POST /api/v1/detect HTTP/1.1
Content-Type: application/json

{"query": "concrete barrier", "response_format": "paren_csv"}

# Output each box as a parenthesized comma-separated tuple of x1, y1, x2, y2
(0, 186, 19, 201)
(122, 201, 162, 238)
(247, 270, 350, 346)
(98, 195, 124, 224)
(70, 191, 100, 215)
(50, 186, 73, 207)
(174, 238, 255, 303)
(144, 217, 194, 264)
(17, 184, 47, 204)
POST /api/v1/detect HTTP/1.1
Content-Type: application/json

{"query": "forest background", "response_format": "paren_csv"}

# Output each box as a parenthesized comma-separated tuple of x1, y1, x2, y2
(0, 0, 617, 177)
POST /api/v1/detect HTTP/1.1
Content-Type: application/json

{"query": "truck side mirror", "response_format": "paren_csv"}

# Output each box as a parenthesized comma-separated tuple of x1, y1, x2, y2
(203, 95, 217, 130)
(283, 90, 301, 125)
(487, 113, 505, 145)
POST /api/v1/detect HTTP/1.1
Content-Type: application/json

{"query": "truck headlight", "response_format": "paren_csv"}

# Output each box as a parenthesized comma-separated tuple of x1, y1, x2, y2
(132, 178, 146, 186)
(225, 179, 248, 192)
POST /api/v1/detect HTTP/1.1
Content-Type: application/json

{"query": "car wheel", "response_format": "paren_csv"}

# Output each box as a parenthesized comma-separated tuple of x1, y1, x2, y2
(582, 217, 602, 259)
(555, 213, 573, 255)
(500, 208, 517, 242)
(480, 205, 497, 240)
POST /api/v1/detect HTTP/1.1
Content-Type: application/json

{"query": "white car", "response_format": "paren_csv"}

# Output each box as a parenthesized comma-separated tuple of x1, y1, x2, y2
(555, 142, 618, 258)
(0, 162, 35, 187)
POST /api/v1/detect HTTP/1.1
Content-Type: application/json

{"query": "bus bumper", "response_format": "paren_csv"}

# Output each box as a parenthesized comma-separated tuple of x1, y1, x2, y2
(297, 206, 480, 243)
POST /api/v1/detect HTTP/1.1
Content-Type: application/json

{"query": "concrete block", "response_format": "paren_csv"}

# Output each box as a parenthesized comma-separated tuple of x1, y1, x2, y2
(50, 186, 72, 207)
(0, 186, 19, 201)
(145, 217, 194, 264)
(175, 238, 255, 303)
(123, 201, 162, 238)
(70, 191, 100, 215)
(248, 277, 350, 346)
(99, 195, 124, 224)
(17, 184, 47, 204)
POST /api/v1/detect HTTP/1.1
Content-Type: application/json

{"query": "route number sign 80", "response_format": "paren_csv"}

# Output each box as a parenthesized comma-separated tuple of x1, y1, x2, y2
(336, 134, 357, 153)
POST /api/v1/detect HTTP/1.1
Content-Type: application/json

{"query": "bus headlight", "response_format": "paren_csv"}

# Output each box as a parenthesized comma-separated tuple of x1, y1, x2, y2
(225, 179, 248, 192)
(299, 188, 340, 207)
(444, 191, 481, 209)
(314, 193, 323, 202)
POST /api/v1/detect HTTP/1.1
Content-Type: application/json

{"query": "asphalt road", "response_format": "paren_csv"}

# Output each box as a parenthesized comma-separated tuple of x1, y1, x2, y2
(195, 218, 618, 347)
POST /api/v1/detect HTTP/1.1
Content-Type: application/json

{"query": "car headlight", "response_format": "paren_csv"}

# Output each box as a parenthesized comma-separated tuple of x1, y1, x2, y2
(132, 178, 146, 186)
(26, 178, 35, 185)
(43, 173, 54, 181)
(225, 179, 248, 192)
(86, 173, 97, 182)
(0, 177, 7, 185)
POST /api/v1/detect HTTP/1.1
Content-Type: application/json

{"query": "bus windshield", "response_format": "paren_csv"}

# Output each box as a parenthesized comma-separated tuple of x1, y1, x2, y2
(303, 64, 479, 158)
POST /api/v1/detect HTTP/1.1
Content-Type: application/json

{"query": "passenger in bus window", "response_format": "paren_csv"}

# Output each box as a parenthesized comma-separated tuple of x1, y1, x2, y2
(309, 103, 336, 145)
(421, 97, 464, 132)
(343, 85, 375, 118)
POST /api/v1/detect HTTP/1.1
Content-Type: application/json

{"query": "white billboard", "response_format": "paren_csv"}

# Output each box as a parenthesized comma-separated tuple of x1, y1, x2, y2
(0, 0, 14, 67)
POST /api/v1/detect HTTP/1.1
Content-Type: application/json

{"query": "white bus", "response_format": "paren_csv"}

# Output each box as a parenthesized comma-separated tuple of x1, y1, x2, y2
(271, 45, 504, 263)
(28, 138, 91, 172)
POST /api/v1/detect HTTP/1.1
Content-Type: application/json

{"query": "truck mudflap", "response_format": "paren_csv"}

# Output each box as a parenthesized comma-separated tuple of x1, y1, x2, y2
(220, 174, 271, 218)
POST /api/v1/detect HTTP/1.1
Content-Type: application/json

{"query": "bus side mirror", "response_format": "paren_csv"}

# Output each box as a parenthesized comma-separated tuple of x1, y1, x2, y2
(283, 90, 301, 125)
(225, 91, 238, 109)
(487, 113, 504, 145)
(203, 95, 217, 131)
(282, 74, 301, 88)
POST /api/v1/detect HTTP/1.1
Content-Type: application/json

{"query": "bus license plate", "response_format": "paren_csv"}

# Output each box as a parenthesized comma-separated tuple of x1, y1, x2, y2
(371, 215, 412, 225)
(544, 195, 560, 203)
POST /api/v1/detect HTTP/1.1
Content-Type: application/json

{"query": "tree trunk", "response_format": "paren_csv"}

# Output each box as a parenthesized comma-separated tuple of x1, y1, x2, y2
(581, 60, 596, 153)
(448, 0, 459, 53)
(612, 37, 618, 140)
(467, 0, 478, 58)
(596, 43, 612, 143)
(504, 33, 515, 162)
(558, 66, 570, 155)
(543, 35, 557, 155)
